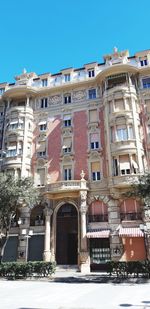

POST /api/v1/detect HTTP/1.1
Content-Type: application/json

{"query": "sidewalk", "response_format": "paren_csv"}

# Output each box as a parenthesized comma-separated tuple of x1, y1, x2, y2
(51, 265, 150, 284)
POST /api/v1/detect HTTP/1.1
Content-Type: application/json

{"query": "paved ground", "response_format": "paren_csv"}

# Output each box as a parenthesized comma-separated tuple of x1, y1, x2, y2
(1, 272, 150, 309)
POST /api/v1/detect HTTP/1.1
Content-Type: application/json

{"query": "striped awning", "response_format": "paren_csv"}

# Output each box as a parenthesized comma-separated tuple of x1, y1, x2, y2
(119, 227, 144, 237)
(87, 230, 110, 238)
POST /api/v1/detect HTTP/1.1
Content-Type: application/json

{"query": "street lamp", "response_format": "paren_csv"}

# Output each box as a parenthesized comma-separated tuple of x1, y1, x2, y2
(21, 229, 33, 262)
(18, 218, 33, 262)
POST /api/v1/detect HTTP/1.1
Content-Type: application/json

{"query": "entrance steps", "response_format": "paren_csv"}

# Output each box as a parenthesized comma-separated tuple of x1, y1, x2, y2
(56, 265, 79, 273)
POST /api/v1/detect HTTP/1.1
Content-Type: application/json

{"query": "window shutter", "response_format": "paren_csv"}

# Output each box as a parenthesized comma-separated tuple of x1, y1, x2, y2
(89, 110, 97, 122)
(90, 133, 99, 142)
(91, 162, 100, 172)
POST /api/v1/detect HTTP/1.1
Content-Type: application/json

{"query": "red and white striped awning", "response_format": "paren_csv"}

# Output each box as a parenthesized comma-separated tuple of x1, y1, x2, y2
(87, 230, 110, 238)
(119, 227, 144, 237)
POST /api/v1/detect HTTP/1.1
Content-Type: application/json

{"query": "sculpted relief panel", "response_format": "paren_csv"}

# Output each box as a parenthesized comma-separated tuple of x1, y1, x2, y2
(72, 90, 86, 102)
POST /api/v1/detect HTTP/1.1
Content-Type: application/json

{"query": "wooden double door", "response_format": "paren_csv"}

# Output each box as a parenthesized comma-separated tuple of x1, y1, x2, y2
(56, 204, 78, 265)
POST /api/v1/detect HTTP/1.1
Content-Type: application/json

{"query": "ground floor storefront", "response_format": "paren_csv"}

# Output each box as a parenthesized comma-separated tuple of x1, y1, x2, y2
(2, 188, 149, 272)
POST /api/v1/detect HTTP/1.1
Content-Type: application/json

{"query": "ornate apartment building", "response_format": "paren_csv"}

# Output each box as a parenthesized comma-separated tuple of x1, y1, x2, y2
(1, 47, 150, 272)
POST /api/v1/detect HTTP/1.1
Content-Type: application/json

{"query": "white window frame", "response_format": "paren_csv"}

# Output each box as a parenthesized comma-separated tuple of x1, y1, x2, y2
(64, 94, 71, 104)
(41, 79, 48, 87)
(92, 171, 101, 181)
(88, 69, 95, 78)
(64, 74, 71, 82)
(64, 167, 72, 180)
(41, 98, 48, 108)
(88, 88, 96, 99)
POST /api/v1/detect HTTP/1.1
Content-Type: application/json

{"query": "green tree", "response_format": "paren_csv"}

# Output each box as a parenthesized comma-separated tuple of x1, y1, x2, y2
(0, 173, 39, 262)
(126, 173, 150, 208)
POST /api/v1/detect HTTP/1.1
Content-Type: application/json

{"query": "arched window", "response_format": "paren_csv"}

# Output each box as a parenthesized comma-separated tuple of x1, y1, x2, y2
(120, 199, 142, 221)
(88, 201, 108, 222)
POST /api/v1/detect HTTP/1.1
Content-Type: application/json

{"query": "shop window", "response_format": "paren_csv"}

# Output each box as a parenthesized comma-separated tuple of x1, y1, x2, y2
(90, 239, 111, 265)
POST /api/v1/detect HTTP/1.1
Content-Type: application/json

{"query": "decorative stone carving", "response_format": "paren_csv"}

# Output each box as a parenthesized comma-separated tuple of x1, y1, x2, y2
(72, 90, 86, 102)
(79, 251, 89, 263)
(37, 158, 47, 166)
(80, 170, 85, 179)
(88, 150, 101, 159)
(49, 95, 62, 105)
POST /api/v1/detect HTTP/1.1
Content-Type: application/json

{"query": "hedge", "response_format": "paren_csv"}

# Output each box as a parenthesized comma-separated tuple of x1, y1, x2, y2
(106, 261, 150, 278)
(0, 261, 56, 279)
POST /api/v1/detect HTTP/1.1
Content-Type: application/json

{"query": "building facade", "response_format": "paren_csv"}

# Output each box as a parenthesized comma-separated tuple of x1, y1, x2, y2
(1, 47, 150, 272)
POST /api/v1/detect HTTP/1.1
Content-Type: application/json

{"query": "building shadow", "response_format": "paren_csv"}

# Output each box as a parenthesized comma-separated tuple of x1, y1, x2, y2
(51, 274, 150, 284)
(119, 300, 150, 307)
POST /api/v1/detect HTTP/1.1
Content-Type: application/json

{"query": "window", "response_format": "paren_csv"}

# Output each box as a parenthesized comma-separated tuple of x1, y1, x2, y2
(63, 138, 72, 153)
(140, 59, 147, 67)
(0, 88, 5, 94)
(120, 155, 130, 175)
(143, 78, 150, 89)
(39, 124, 47, 131)
(36, 168, 45, 186)
(128, 126, 134, 139)
(88, 69, 95, 78)
(88, 89, 96, 99)
(90, 133, 99, 149)
(64, 167, 72, 180)
(89, 109, 98, 123)
(92, 171, 100, 181)
(116, 126, 128, 141)
(8, 121, 23, 130)
(42, 79, 48, 87)
(91, 162, 101, 181)
(6, 149, 17, 157)
(64, 94, 71, 104)
(38, 151, 46, 157)
(113, 158, 118, 176)
(64, 74, 70, 82)
(41, 98, 48, 108)
(37, 142, 46, 157)
(63, 115, 71, 127)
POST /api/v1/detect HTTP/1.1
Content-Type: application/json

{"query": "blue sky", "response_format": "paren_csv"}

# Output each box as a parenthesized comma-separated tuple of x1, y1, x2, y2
(0, 0, 149, 83)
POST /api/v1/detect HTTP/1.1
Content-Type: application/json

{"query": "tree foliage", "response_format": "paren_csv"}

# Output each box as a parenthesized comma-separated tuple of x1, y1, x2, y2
(0, 173, 39, 258)
(126, 173, 150, 208)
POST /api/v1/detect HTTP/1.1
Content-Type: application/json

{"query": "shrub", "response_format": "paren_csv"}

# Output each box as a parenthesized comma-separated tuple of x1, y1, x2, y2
(0, 261, 56, 279)
(106, 260, 150, 278)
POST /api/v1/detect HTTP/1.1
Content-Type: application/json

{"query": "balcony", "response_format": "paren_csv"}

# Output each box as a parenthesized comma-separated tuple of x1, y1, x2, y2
(88, 214, 108, 223)
(104, 84, 136, 97)
(110, 140, 137, 153)
(45, 180, 89, 199)
(120, 212, 142, 221)
(111, 174, 139, 188)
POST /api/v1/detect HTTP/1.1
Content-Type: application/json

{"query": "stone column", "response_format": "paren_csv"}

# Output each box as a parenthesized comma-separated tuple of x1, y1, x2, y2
(43, 206, 53, 262)
(108, 197, 122, 261)
(79, 172, 90, 273)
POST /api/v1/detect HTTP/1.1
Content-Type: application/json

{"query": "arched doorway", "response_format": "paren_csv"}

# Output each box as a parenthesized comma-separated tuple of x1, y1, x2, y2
(56, 203, 78, 265)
